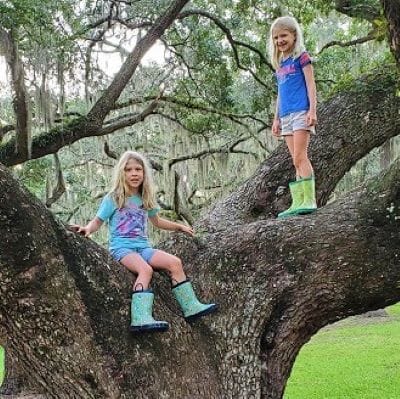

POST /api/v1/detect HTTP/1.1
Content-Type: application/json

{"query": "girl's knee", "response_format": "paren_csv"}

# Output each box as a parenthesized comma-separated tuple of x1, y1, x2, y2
(139, 264, 153, 279)
(293, 154, 308, 169)
(169, 256, 183, 272)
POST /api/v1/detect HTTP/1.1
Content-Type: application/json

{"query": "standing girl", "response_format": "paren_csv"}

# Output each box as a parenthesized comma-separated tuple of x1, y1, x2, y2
(269, 16, 318, 218)
(72, 151, 217, 333)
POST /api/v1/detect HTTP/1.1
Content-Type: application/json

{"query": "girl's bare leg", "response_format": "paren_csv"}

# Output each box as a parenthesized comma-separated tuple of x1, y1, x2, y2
(293, 130, 313, 178)
(148, 250, 187, 285)
(120, 252, 153, 290)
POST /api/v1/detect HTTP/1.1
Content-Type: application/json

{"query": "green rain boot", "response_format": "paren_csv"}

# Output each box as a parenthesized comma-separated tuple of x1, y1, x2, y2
(172, 280, 218, 323)
(0, 345, 4, 388)
(278, 179, 304, 219)
(129, 289, 169, 333)
(296, 176, 317, 214)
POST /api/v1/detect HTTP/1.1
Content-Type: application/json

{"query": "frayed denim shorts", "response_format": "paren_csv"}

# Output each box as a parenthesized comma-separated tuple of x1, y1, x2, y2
(110, 247, 156, 263)
(280, 110, 316, 136)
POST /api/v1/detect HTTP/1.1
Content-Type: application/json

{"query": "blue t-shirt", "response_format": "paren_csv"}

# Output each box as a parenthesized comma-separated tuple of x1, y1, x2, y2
(96, 194, 159, 251)
(276, 51, 312, 118)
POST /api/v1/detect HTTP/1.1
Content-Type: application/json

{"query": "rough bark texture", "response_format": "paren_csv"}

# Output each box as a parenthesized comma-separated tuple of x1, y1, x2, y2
(1, 72, 400, 397)
(1, 143, 399, 398)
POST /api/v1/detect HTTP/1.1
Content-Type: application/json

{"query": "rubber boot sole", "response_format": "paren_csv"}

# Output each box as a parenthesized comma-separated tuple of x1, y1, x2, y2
(129, 323, 169, 333)
(185, 304, 219, 323)
(296, 207, 317, 215)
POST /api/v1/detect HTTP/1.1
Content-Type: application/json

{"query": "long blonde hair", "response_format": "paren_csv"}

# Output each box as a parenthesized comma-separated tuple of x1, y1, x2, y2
(110, 151, 157, 209)
(268, 16, 305, 71)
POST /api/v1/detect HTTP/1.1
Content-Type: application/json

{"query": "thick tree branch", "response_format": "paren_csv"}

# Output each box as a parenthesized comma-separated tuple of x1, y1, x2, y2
(335, 0, 381, 21)
(0, 148, 399, 398)
(199, 66, 400, 231)
(86, 0, 190, 124)
(116, 95, 265, 126)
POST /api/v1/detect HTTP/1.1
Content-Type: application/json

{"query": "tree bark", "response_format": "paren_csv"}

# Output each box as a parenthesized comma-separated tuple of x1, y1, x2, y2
(1, 141, 399, 398)
(381, 0, 400, 64)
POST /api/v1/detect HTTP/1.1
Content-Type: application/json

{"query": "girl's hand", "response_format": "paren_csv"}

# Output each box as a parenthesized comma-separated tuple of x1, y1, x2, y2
(306, 110, 317, 127)
(69, 224, 90, 237)
(178, 224, 194, 237)
(272, 119, 281, 137)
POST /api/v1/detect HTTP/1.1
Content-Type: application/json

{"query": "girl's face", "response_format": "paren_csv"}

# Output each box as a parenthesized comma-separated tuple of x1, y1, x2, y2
(273, 28, 296, 57)
(124, 158, 144, 194)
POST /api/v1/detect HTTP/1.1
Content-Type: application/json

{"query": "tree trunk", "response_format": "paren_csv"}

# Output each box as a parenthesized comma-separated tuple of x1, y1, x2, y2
(381, 0, 400, 64)
(1, 145, 399, 398)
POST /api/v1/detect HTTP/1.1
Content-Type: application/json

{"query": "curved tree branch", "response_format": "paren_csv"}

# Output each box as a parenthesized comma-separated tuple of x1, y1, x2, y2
(317, 32, 379, 54)
(168, 136, 257, 168)
(86, 0, 190, 125)
(199, 66, 400, 231)
(335, 0, 382, 21)
(178, 8, 273, 88)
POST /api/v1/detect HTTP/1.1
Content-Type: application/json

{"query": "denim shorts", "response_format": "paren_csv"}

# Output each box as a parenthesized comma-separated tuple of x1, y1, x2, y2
(110, 247, 156, 263)
(280, 110, 316, 136)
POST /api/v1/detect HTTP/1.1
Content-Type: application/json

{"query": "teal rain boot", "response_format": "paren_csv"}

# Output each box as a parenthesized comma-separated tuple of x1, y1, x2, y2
(278, 179, 304, 219)
(129, 289, 169, 333)
(296, 176, 317, 214)
(172, 280, 218, 323)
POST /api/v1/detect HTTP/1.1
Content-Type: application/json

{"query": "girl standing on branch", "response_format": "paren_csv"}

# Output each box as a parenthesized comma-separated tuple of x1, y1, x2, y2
(72, 151, 217, 333)
(269, 16, 318, 218)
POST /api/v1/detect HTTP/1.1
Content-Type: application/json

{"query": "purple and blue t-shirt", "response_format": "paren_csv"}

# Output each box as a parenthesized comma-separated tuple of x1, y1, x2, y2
(96, 194, 159, 252)
(275, 51, 312, 118)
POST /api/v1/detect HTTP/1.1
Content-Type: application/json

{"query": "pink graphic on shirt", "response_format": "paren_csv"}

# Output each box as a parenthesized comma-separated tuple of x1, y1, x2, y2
(115, 204, 147, 239)
(276, 64, 296, 83)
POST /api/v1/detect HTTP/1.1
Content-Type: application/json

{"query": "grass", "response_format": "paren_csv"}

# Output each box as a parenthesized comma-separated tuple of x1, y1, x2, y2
(284, 304, 400, 399)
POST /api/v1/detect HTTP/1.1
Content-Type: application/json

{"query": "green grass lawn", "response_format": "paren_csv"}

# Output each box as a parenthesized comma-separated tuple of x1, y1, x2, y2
(284, 304, 400, 399)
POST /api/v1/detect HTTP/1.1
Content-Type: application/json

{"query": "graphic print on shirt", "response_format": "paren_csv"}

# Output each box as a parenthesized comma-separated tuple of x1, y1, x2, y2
(276, 52, 311, 85)
(276, 63, 296, 85)
(115, 204, 147, 239)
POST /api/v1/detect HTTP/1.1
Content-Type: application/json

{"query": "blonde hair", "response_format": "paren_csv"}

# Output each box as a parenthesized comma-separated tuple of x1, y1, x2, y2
(268, 16, 305, 71)
(110, 151, 157, 210)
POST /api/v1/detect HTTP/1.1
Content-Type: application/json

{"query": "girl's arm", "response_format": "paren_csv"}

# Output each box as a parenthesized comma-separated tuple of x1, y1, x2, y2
(149, 215, 194, 237)
(70, 217, 103, 237)
(303, 64, 317, 126)
(272, 94, 281, 137)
